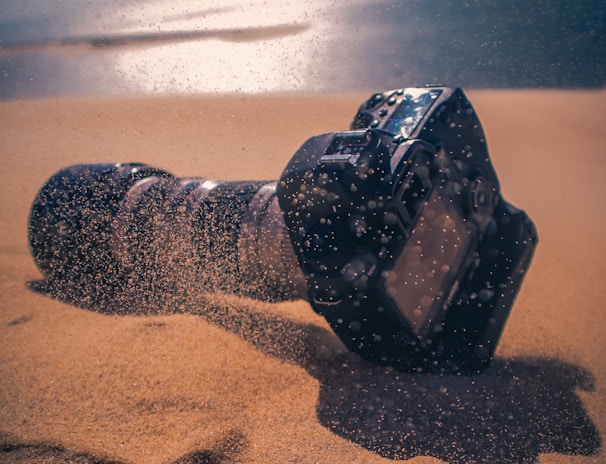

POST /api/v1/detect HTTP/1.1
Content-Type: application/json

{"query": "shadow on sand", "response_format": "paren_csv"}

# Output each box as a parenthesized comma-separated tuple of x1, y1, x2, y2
(15, 279, 602, 464)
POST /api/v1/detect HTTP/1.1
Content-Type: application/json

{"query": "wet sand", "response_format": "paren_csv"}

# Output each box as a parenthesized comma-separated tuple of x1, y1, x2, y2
(0, 90, 604, 463)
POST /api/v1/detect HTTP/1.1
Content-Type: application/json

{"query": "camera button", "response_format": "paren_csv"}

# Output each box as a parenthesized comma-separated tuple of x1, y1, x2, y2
(366, 93, 385, 109)
(469, 176, 496, 214)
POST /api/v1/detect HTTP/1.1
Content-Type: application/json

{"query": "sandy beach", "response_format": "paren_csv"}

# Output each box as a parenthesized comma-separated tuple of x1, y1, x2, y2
(0, 90, 604, 463)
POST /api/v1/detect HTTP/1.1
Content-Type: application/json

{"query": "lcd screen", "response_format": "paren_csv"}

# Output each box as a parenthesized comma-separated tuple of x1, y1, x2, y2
(383, 89, 441, 138)
(386, 188, 470, 335)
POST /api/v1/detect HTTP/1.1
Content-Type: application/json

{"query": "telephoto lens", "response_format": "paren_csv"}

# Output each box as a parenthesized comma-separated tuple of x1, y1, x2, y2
(28, 87, 537, 373)
(28, 163, 307, 311)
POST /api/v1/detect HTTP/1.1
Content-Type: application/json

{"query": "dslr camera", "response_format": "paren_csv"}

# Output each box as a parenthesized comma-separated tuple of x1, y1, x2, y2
(28, 87, 537, 373)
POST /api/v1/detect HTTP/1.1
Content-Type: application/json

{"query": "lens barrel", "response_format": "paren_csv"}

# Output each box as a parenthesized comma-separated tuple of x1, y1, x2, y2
(28, 163, 305, 310)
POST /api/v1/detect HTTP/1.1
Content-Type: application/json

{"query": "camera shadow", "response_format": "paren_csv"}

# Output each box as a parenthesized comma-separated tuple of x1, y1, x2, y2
(27, 279, 602, 463)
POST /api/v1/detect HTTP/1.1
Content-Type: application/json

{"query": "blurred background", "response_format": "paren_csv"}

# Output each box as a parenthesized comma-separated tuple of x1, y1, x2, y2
(1, 0, 604, 99)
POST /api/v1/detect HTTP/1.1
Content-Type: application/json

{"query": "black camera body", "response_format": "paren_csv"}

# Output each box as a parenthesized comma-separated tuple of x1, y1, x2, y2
(277, 87, 537, 372)
(28, 87, 537, 374)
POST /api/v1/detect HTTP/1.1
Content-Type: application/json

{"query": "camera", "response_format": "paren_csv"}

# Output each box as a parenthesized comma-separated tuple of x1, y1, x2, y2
(28, 87, 537, 373)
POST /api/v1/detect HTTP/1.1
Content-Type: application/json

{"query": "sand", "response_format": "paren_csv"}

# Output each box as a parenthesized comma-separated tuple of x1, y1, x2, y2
(0, 90, 604, 463)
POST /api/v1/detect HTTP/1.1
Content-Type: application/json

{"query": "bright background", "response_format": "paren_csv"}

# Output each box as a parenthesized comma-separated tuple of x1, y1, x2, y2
(1, 0, 604, 98)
